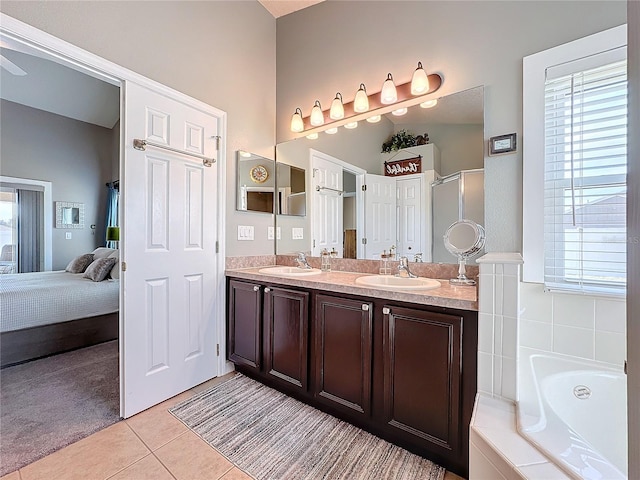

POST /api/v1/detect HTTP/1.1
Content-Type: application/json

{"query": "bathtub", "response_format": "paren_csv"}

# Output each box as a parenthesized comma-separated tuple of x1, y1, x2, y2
(517, 352, 628, 480)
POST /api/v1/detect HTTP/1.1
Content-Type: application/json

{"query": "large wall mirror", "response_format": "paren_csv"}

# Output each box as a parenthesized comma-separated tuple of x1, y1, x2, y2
(236, 151, 275, 214)
(275, 86, 485, 265)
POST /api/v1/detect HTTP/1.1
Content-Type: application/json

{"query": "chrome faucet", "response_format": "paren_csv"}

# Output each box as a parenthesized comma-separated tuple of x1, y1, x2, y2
(396, 256, 418, 278)
(295, 252, 312, 269)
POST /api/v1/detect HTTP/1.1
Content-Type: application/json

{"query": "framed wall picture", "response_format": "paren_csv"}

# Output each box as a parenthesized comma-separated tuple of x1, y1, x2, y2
(489, 133, 517, 156)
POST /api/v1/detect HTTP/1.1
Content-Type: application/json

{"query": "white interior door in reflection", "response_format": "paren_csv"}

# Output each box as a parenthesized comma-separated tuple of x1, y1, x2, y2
(311, 151, 343, 257)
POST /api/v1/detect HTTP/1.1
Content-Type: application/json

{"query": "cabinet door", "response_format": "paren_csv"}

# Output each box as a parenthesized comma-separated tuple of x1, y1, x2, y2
(263, 287, 309, 392)
(227, 279, 262, 371)
(382, 305, 462, 454)
(314, 294, 372, 417)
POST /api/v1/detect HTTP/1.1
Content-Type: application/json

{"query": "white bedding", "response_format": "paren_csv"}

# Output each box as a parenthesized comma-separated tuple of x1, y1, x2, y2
(0, 271, 119, 333)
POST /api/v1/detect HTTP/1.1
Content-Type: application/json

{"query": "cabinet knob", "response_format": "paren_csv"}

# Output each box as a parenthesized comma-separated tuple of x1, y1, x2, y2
(264, 287, 271, 293)
(383, 307, 391, 315)
(253, 285, 260, 292)
(361, 304, 369, 311)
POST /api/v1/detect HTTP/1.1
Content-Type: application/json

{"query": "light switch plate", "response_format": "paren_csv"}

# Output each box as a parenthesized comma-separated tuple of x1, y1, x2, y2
(276, 227, 281, 240)
(292, 227, 304, 240)
(65, 232, 72, 240)
(237, 225, 254, 241)
(267, 226, 275, 240)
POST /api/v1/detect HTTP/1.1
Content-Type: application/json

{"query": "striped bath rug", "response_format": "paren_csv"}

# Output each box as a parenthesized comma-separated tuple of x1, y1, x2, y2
(169, 373, 445, 480)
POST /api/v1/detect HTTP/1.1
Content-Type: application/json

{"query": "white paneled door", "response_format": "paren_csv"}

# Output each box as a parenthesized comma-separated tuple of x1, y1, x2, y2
(311, 151, 343, 256)
(122, 82, 220, 417)
(363, 173, 397, 259)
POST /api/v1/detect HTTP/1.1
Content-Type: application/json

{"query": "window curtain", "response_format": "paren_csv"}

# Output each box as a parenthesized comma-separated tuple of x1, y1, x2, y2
(105, 182, 119, 248)
(17, 189, 44, 273)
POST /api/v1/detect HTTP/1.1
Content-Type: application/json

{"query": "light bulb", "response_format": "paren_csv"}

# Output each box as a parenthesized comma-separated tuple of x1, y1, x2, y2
(411, 61, 430, 95)
(353, 83, 369, 113)
(306, 132, 319, 140)
(380, 73, 397, 104)
(420, 99, 438, 108)
(392, 107, 407, 116)
(344, 121, 358, 129)
(310, 100, 324, 127)
(329, 93, 344, 120)
(325, 127, 338, 135)
(366, 115, 381, 123)
(290, 108, 304, 133)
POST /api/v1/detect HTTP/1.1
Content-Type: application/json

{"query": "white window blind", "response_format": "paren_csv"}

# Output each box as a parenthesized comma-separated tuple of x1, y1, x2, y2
(544, 55, 627, 296)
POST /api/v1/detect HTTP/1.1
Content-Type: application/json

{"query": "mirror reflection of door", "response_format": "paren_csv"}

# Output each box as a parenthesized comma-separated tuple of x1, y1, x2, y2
(310, 151, 343, 257)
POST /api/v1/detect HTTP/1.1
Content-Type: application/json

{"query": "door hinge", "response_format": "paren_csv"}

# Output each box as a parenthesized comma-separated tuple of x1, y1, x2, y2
(216, 344, 220, 356)
(212, 135, 221, 150)
(362, 184, 367, 191)
(313, 239, 316, 248)
(121, 261, 127, 272)
(216, 241, 219, 253)
(362, 238, 367, 245)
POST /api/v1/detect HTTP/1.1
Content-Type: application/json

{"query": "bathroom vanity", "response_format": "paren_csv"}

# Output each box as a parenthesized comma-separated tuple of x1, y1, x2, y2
(226, 268, 478, 477)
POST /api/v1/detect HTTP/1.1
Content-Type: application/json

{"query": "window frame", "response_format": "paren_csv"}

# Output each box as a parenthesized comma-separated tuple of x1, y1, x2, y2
(522, 24, 627, 285)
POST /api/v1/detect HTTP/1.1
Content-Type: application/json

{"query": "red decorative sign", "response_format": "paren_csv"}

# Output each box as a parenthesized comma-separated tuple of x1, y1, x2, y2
(384, 156, 422, 177)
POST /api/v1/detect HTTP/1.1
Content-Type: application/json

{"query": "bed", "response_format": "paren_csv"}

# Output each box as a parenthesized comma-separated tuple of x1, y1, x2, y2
(0, 270, 119, 367)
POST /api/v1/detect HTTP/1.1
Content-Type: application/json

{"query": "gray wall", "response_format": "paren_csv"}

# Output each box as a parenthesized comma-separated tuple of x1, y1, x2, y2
(628, 2, 639, 478)
(275, 1, 627, 253)
(0, 100, 116, 270)
(0, 0, 277, 257)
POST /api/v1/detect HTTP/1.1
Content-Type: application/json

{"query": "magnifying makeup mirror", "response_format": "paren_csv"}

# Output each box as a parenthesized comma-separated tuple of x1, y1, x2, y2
(444, 219, 485, 286)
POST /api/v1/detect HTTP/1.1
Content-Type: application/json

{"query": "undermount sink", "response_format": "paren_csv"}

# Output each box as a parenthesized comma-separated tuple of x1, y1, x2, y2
(258, 266, 323, 277)
(355, 275, 441, 291)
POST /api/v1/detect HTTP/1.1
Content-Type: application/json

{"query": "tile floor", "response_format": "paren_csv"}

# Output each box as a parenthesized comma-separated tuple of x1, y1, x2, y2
(1, 373, 465, 480)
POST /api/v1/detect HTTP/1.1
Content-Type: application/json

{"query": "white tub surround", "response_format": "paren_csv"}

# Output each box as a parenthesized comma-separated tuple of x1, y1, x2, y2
(470, 394, 571, 480)
(477, 253, 523, 400)
(518, 352, 628, 480)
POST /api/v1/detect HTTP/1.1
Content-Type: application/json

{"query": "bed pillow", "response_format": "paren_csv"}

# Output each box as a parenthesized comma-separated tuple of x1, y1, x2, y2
(92, 247, 116, 259)
(83, 257, 117, 282)
(65, 254, 94, 273)
(108, 250, 120, 279)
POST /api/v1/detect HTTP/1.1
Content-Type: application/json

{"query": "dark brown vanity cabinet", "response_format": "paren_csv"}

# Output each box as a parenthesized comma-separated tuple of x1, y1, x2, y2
(263, 286, 309, 391)
(227, 279, 309, 393)
(227, 276, 477, 477)
(228, 279, 262, 372)
(313, 294, 373, 417)
(381, 305, 463, 457)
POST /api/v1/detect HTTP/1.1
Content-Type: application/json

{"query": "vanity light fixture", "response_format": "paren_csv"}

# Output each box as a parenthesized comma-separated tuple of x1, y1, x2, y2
(344, 121, 358, 129)
(329, 93, 344, 120)
(310, 100, 324, 127)
(306, 132, 319, 139)
(353, 83, 369, 113)
(239, 150, 252, 157)
(290, 108, 304, 133)
(410, 62, 430, 95)
(380, 73, 398, 104)
(420, 99, 438, 108)
(325, 127, 338, 134)
(289, 63, 442, 134)
(391, 107, 408, 116)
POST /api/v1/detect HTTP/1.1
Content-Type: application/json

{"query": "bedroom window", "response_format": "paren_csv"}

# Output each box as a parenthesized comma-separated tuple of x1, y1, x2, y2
(522, 25, 627, 297)
(0, 186, 17, 274)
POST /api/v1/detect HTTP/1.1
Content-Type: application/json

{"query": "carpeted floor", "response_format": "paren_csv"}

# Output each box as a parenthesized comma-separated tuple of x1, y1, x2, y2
(0, 340, 120, 476)
(170, 373, 445, 480)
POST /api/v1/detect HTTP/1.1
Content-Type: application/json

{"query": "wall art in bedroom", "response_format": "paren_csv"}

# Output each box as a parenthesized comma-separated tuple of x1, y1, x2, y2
(55, 201, 84, 229)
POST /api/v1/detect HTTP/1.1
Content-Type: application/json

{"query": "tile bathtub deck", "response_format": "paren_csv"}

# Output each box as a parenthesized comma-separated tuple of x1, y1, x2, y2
(1, 373, 466, 480)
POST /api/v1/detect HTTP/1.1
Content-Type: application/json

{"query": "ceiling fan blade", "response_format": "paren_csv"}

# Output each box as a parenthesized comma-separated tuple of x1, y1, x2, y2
(0, 54, 27, 76)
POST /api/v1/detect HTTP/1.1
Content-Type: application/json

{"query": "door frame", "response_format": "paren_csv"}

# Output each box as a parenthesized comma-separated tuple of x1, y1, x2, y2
(0, 13, 229, 416)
